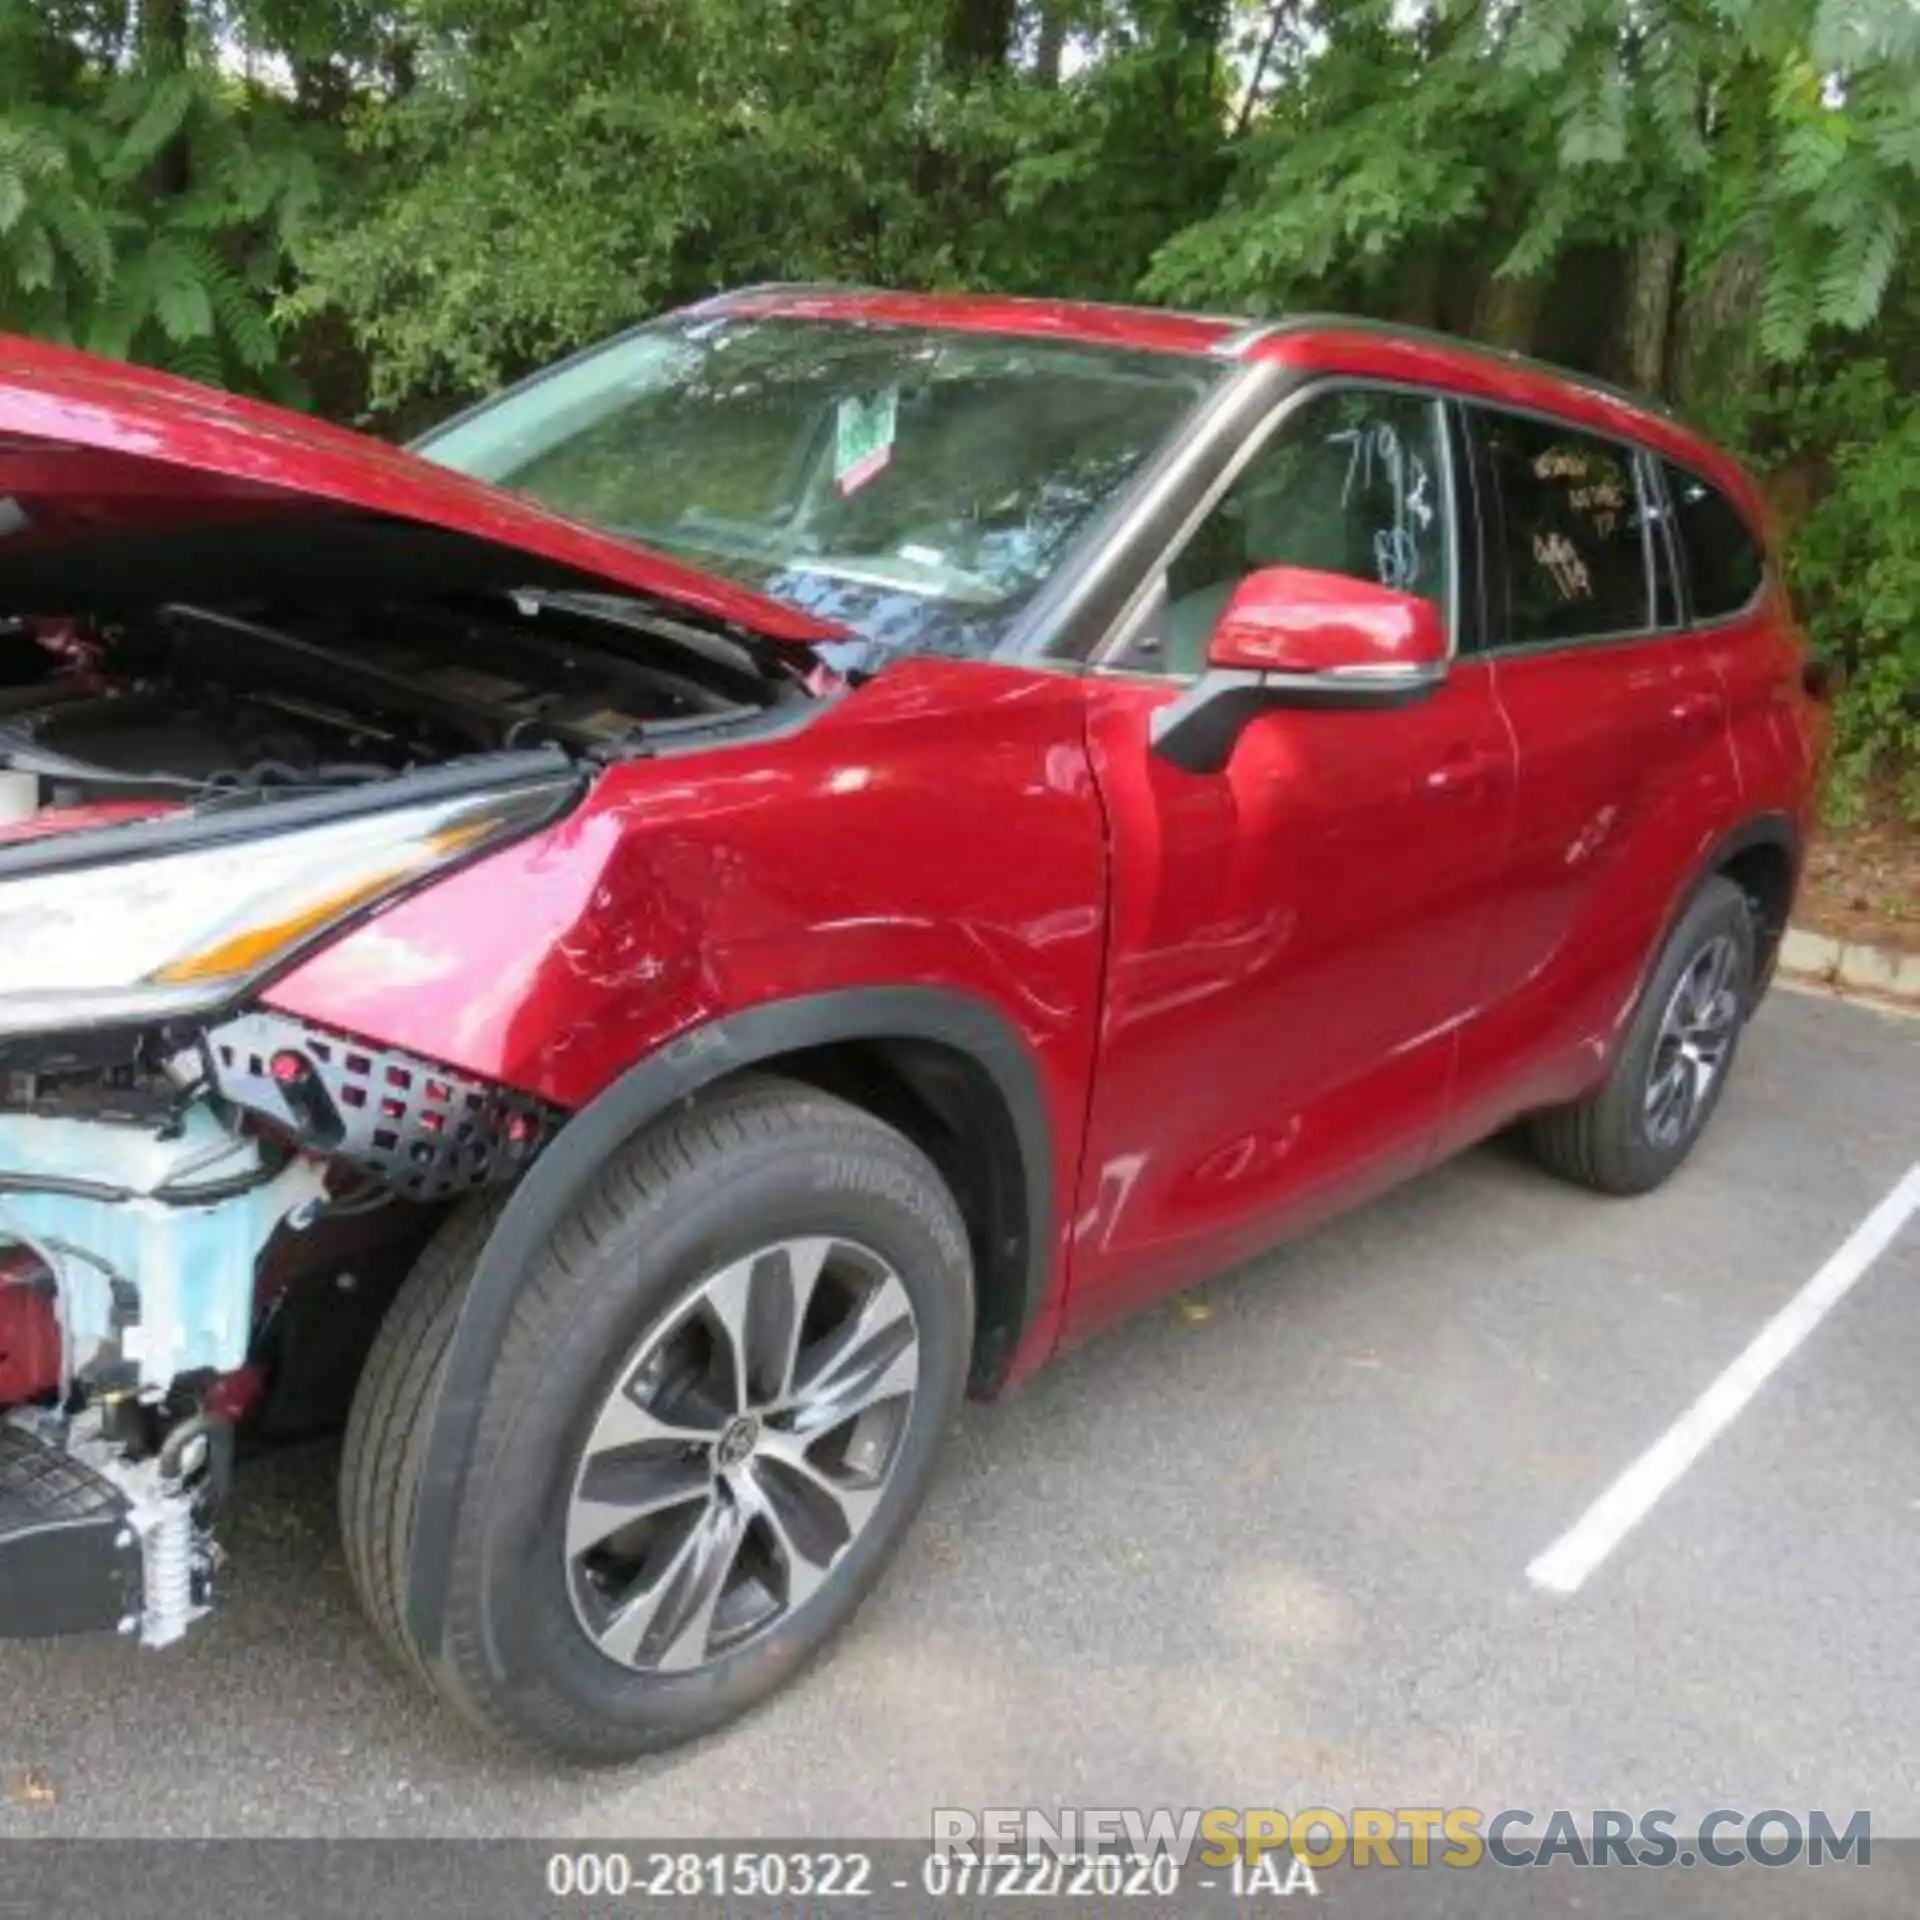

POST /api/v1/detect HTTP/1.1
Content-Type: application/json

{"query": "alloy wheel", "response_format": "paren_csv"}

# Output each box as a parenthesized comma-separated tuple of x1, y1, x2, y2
(564, 1237, 920, 1674)
(1643, 932, 1743, 1149)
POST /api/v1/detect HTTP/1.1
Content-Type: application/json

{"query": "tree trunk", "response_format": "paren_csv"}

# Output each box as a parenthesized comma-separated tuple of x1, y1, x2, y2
(1669, 241, 1763, 411)
(1232, 3, 1295, 138)
(136, 0, 190, 197)
(1472, 271, 1546, 351)
(1616, 227, 1680, 398)
(1389, 247, 1445, 330)
(137, 0, 187, 67)
(944, 0, 1017, 77)
(1035, 0, 1067, 85)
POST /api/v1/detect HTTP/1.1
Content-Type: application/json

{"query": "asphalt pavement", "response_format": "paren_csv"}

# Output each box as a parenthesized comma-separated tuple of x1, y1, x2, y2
(0, 985, 1915, 1844)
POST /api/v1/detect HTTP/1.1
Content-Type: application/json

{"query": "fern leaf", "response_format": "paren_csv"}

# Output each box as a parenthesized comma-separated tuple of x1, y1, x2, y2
(180, 236, 278, 371)
(1504, 0, 1592, 78)
(1498, 181, 1574, 279)
(1646, 40, 1705, 172)
(1815, 198, 1903, 331)
(1560, 66, 1628, 168)
(40, 189, 115, 287)
(1776, 120, 1844, 199)
(9, 220, 56, 295)
(158, 336, 224, 386)
(133, 235, 215, 345)
(82, 285, 144, 364)
(108, 73, 199, 185)
(1811, 0, 1920, 68)
(1757, 255, 1816, 362)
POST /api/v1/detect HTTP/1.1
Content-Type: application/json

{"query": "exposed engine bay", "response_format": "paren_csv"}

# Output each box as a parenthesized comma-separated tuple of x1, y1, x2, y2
(0, 582, 807, 819)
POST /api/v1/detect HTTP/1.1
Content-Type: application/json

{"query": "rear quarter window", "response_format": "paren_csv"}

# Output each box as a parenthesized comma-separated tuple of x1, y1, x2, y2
(1661, 462, 1765, 620)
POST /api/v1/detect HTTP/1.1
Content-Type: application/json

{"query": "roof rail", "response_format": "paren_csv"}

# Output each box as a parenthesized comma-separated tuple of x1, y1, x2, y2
(1217, 311, 1679, 421)
(688, 280, 874, 310)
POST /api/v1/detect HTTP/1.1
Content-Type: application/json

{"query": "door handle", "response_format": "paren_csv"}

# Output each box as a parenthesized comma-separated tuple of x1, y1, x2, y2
(1423, 744, 1506, 799)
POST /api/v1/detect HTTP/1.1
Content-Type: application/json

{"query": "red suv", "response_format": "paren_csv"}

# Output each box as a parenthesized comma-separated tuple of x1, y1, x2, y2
(0, 289, 1823, 1758)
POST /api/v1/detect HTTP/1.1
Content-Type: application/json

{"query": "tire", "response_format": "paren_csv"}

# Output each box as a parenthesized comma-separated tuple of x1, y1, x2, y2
(1530, 875, 1756, 1196)
(340, 1073, 973, 1762)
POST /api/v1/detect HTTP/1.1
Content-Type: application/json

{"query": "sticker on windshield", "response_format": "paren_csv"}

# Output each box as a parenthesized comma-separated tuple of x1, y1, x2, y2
(834, 389, 898, 495)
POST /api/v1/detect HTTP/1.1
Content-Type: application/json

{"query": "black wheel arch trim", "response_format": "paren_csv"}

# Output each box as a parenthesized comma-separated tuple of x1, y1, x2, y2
(401, 984, 1055, 1661)
(1699, 811, 1801, 987)
(1637, 811, 1801, 1017)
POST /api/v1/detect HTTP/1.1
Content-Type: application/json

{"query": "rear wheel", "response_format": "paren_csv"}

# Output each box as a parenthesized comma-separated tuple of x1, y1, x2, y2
(340, 1074, 973, 1761)
(1530, 875, 1755, 1195)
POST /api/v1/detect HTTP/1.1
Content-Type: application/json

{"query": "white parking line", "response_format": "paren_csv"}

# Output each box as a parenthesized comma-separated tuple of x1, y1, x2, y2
(1527, 1159, 1920, 1596)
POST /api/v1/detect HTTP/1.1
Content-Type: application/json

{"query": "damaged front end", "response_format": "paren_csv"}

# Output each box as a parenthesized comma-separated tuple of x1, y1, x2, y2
(0, 335, 835, 1657)
(0, 774, 573, 1652)
(0, 1086, 321, 1648)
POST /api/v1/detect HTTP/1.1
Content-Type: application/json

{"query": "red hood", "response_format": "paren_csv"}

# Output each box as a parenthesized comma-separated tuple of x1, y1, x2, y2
(0, 334, 841, 646)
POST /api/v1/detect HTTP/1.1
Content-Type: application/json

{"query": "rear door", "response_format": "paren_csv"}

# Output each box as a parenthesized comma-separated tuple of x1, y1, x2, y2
(1442, 403, 1743, 1150)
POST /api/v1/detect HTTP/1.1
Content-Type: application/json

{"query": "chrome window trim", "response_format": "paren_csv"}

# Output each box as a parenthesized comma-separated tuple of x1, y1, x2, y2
(1634, 446, 1688, 636)
(1008, 360, 1284, 665)
(1634, 447, 1664, 632)
(1089, 376, 1465, 682)
(1210, 319, 1290, 358)
(1471, 628, 1706, 664)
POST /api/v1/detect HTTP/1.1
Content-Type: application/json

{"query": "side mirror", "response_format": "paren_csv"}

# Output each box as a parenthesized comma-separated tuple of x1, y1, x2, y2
(1151, 566, 1449, 774)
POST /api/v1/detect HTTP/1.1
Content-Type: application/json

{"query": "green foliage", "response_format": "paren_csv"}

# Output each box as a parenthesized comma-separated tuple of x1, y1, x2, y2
(0, 0, 1912, 796)
(1735, 345, 1920, 818)
(0, 2, 330, 391)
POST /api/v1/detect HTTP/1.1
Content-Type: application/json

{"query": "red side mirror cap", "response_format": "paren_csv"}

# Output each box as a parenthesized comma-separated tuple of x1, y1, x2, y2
(1208, 566, 1448, 679)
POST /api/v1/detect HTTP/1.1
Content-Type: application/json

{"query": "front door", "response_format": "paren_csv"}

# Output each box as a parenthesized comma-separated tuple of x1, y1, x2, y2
(1066, 383, 1517, 1340)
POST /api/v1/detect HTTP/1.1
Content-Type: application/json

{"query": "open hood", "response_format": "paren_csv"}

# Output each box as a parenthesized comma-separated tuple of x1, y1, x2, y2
(0, 334, 843, 649)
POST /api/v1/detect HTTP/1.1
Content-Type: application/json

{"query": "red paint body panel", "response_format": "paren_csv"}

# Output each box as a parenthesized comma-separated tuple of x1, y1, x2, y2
(266, 659, 1111, 1373)
(1209, 566, 1449, 675)
(1705, 588, 1826, 855)
(0, 333, 840, 643)
(1438, 632, 1744, 1153)
(1062, 660, 1516, 1337)
(0, 1251, 59, 1405)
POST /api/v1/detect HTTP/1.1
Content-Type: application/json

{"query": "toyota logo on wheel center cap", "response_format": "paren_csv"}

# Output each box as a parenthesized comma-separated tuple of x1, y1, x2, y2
(715, 1414, 761, 1469)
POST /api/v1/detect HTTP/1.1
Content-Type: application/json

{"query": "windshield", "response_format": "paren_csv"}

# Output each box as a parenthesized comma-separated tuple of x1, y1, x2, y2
(416, 315, 1220, 666)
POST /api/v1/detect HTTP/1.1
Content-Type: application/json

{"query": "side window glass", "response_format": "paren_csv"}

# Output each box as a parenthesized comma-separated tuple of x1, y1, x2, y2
(1134, 388, 1453, 677)
(1477, 410, 1651, 647)
(1661, 461, 1764, 620)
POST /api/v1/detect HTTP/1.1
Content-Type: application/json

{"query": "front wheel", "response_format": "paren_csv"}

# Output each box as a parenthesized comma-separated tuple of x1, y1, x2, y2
(340, 1075, 974, 1762)
(1530, 875, 1756, 1195)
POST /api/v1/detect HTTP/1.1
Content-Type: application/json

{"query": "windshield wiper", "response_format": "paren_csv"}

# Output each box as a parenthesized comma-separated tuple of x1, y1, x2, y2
(518, 590, 842, 701)
(0, 728, 213, 793)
